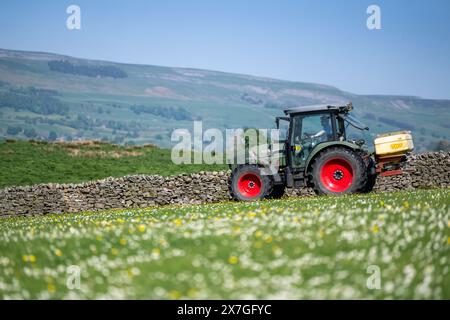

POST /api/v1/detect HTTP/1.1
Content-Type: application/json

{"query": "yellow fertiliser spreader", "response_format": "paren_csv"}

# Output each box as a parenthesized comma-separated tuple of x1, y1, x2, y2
(374, 131, 414, 176)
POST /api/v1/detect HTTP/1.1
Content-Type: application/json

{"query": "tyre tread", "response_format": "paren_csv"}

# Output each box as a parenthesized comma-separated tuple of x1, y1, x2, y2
(309, 147, 368, 195)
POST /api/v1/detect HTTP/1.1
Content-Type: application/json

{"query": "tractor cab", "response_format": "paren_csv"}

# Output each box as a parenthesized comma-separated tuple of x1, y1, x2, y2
(279, 103, 368, 169)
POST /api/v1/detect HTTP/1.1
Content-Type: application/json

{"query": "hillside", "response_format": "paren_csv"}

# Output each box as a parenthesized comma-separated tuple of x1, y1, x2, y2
(0, 140, 226, 188)
(0, 48, 449, 152)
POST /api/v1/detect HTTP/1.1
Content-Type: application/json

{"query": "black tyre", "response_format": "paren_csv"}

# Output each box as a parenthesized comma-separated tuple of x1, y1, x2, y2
(310, 147, 368, 195)
(229, 165, 271, 201)
(363, 157, 377, 193)
(364, 173, 377, 193)
(267, 184, 286, 199)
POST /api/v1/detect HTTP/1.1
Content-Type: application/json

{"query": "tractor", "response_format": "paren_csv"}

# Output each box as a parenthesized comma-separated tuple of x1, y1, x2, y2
(229, 102, 414, 201)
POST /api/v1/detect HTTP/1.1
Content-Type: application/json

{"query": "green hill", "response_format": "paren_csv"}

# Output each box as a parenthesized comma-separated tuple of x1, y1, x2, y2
(0, 140, 226, 188)
(0, 48, 449, 152)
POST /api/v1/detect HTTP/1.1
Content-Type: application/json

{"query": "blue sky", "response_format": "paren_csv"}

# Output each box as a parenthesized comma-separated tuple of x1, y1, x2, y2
(0, 0, 449, 99)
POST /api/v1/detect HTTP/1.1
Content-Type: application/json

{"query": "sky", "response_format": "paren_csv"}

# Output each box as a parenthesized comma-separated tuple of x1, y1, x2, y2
(0, 0, 449, 99)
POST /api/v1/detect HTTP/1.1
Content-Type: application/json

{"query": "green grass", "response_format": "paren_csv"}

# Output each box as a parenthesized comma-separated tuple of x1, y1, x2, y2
(0, 140, 227, 188)
(0, 189, 448, 299)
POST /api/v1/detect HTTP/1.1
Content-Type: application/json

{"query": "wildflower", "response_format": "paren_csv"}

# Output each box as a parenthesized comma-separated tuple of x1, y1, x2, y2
(228, 255, 239, 265)
(22, 255, 36, 263)
(254, 230, 263, 238)
(187, 288, 197, 298)
(152, 248, 161, 257)
(54, 249, 62, 257)
(127, 267, 140, 277)
(169, 290, 181, 299)
(372, 224, 379, 234)
(272, 245, 282, 256)
(137, 224, 146, 232)
(47, 283, 56, 293)
(174, 218, 183, 226)
(119, 238, 127, 246)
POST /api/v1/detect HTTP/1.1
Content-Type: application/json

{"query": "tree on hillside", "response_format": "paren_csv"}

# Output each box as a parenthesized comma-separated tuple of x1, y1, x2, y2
(0, 87, 69, 116)
(48, 131, 58, 141)
(113, 135, 125, 144)
(48, 60, 128, 79)
(435, 140, 450, 152)
(24, 128, 37, 138)
(7, 126, 22, 135)
(130, 105, 193, 121)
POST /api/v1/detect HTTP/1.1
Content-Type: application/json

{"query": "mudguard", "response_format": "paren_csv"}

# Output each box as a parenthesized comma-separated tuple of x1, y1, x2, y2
(304, 141, 363, 172)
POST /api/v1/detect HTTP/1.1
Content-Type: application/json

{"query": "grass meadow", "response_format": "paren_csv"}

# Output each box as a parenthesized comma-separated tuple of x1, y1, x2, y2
(0, 188, 448, 299)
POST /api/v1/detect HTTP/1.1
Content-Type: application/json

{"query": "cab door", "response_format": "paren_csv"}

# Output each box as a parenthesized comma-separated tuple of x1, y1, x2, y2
(289, 113, 335, 168)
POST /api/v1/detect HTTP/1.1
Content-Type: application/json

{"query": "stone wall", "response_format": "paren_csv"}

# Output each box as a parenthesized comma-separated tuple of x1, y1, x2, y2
(0, 152, 449, 217)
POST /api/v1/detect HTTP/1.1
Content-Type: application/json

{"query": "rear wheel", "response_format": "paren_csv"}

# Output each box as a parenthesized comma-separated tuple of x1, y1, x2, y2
(363, 157, 377, 193)
(229, 165, 271, 201)
(364, 173, 377, 193)
(310, 147, 368, 195)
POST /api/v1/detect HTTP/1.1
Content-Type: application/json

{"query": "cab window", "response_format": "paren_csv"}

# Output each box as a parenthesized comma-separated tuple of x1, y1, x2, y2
(291, 114, 334, 145)
(290, 114, 335, 167)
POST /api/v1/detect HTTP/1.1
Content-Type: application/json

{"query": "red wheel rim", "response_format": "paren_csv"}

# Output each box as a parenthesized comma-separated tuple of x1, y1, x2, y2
(237, 173, 262, 198)
(320, 157, 354, 192)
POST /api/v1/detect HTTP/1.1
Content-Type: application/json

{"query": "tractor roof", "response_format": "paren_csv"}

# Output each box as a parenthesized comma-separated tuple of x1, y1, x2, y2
(284, 103, 352, 115)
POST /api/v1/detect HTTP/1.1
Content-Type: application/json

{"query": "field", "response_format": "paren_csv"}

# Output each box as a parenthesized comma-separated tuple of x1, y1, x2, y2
(0, 140, 226, 188)
(0, 188, 448, 299)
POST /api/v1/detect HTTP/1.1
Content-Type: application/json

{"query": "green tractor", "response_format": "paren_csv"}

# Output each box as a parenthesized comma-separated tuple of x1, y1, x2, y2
(229, 103, 414, 201)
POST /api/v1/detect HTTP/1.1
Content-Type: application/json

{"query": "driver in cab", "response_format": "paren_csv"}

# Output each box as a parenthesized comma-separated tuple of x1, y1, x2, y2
(293, 115, 333, 161)
(311, 115, 333, 142)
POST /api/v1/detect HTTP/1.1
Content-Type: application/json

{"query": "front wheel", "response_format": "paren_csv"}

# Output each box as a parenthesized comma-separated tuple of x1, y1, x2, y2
(310, 147, 368, 195)
(229, 165, 271, 201)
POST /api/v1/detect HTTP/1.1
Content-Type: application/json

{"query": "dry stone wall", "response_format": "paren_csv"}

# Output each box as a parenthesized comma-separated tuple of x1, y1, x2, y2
(0, 152, 448, 217)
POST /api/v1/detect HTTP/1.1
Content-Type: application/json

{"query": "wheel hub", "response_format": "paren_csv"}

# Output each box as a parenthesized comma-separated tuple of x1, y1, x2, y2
(319, 157, 354, 193)
(333, 170, 344, 180)
(237, 173, 262, 198)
